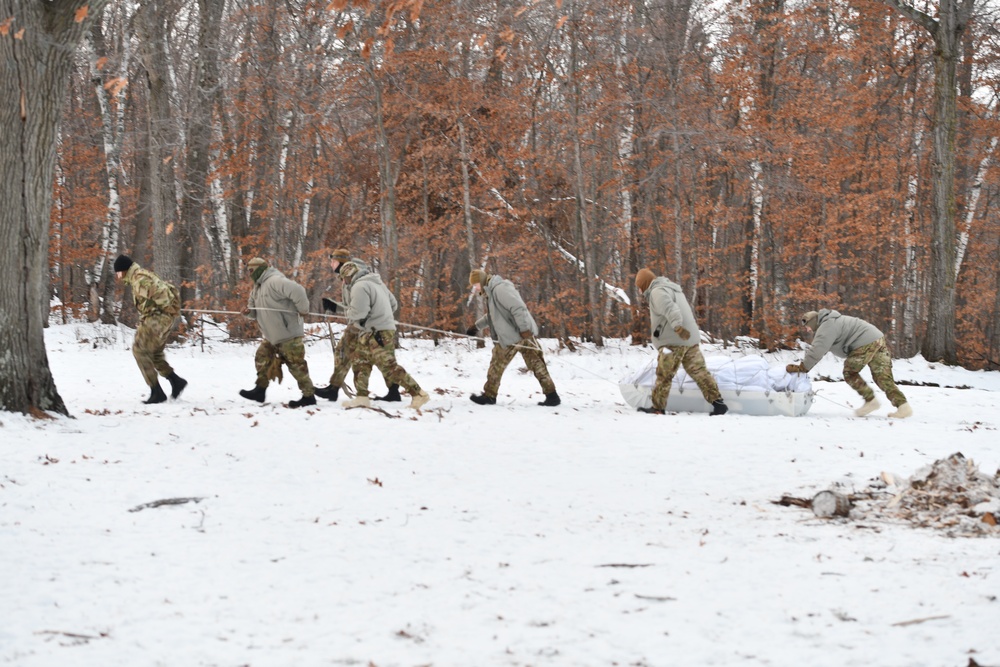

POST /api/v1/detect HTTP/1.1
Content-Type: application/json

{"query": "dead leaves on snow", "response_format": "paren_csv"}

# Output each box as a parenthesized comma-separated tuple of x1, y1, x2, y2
(776, 452, 1000, 537)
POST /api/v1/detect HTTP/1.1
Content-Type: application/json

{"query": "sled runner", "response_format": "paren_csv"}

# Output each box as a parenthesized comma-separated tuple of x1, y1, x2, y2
(620, 355, 814, 417)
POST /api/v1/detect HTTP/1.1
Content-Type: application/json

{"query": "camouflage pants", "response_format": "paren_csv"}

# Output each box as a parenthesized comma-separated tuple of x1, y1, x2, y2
(843, 337, 907, 407)
(482, 337, 556, 398)
(650, 344, 722, 411)
(133, 314, 177, 386)
(254, 337, 315, 397)
(351, 330, 421, 397)
(328, 329, 354, 388)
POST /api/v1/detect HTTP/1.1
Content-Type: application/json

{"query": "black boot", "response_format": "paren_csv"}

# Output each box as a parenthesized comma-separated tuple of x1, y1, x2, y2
(289, 394, 317, 409)
(710, 399, 729, 416)
(314, 385, 340, 401)
(373, 384, 401, 402)
(144, 382, 168, 404)
(637, 406, 664, 415)
(239, 386, 266, 403)
(538, 391, 561, 407)
(470, 394, 497, 405)
(166, 372, 188, 399)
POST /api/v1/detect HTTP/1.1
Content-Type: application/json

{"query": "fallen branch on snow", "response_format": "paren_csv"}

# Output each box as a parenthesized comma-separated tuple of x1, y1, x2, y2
(891, 614, 951, 627)
(346, 405, 400, 418)
(129, 497, 206, 513)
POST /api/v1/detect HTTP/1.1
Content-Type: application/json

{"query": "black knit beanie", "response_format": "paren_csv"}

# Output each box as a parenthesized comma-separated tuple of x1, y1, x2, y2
(114, 254, 134, 274)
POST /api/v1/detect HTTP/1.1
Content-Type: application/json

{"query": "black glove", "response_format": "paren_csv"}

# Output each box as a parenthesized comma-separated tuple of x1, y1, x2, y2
(321, 298, 338, 314)
(653, 327, 662, 337)
(374, 331, 385, 346)
(466, 325, 478, 336)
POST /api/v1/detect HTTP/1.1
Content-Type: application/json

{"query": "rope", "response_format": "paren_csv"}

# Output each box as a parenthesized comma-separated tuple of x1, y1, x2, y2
(812, 389, 854, 411)
(181, 307, 620, 384)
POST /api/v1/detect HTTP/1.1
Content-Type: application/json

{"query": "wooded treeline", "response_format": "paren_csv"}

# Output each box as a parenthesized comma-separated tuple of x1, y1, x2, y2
(50, 0, 1000, 368)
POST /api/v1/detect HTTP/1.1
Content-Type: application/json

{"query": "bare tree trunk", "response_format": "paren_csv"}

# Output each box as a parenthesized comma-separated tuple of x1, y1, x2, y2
(458, 118, 485, 326)
(137, 0, 182, 284)
(181, 0, 227, 299)
(85, 18, 131, 325)
(366, 59, 400, 294)
(569, 0, 603, 345)
(0, 0, 108, 415)
(954, 136, 997, 280)
(883, 0, 973, 364)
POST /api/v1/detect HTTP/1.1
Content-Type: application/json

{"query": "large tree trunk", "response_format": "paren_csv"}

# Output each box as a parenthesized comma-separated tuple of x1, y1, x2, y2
(883, 0, 972, 364)
(0, 0, 108, 415)
(569, 0, 603, 346)
(136, 0, 182, 284)
(181, 0, 227, 300)
(368, 60, 401, 294)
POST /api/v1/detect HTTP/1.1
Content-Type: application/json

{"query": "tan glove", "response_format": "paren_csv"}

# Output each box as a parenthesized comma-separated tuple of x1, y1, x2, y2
(674, 325, 691, 340)
(786, 362, 807, 374)
(520, 331, 532, 339)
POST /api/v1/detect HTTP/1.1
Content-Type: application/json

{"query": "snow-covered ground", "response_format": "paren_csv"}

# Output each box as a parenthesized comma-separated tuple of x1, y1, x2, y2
(2, 322, 999, 667)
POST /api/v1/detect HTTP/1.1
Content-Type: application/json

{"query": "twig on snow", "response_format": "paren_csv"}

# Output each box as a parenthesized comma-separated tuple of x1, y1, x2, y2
(347, 405, 400, 419)
(128, 497, 206, 513)
(891, 614, 950, 627)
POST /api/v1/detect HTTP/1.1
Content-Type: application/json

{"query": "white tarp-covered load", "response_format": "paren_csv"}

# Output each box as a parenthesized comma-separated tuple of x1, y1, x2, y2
(620, 354, 814, 417)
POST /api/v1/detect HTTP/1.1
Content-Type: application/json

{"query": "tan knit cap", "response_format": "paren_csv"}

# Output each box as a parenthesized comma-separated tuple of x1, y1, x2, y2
(469, 269, 488, 286)
(330, 248, 351, 263)
(801, 311, 819, 329)
(635, 268, 655, 292)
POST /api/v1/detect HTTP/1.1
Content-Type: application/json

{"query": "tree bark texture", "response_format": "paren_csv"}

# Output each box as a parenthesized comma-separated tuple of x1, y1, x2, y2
(0, 0, 108, 415)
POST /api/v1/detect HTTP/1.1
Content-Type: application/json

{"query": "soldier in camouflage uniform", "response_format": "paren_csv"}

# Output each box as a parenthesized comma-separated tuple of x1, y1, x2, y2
(315, 249, 397, 403)
(466, 269, 560, 407)
(787, 310, 911, 418)
(635, 268, 727, 416)
(239, 258, 316, 409)
(339, 262, 430, 410)
(114, 255, 187, 404)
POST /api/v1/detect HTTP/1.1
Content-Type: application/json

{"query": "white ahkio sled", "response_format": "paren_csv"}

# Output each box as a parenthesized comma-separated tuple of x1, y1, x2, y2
(619, 354, 815, 417)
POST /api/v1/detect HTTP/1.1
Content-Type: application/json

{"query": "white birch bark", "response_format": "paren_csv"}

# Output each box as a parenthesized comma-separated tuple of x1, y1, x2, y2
(749, 159, 764, 322)
(954, 136, 997, 280)
(902, 130, 923, 348)
(486, 188, 631, 305)
(613, 20, 634, 314)
(84, 33, 130, 284)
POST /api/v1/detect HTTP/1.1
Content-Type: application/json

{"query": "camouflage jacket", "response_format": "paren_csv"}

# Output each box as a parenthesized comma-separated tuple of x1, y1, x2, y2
(124, 264, 180, 321)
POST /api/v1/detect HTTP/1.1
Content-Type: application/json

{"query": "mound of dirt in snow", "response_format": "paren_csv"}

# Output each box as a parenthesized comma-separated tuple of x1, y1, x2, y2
(856, 453, 1000, 537)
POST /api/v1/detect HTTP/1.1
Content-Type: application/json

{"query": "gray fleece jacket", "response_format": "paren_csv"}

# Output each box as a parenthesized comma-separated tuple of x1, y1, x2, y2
(474, 275, 539, 347)
(246, 267, 309, 344)
(643, 276, 700, 348)
(802, 309, 883, 370)
(346, 268, 398, 333)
